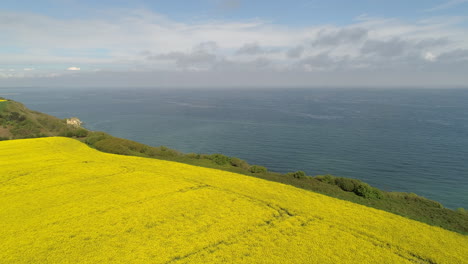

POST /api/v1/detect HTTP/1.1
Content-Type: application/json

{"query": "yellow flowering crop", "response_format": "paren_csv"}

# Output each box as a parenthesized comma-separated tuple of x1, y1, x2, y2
(0, 99, 7, 102)
(1, 137, 467, 263)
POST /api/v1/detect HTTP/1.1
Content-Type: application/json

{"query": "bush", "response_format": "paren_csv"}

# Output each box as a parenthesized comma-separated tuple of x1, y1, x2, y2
(186, 153, 201, 159)
(7, 112, 26, 122)
(249, 165, 267, 173)
(230, 157, 250, 170)
(155, 146, 181, 157)
(287, 171, 306, 179)
(208, 154, 231, 165)
(456, 208, 467, 215)
(11, 119, 41, 138)
(316, 175, 383, 199)
(354, 183, 383, 199)
(74, 128, 89, 137)
(59, 128, 89, 138)
(144, 148, 159, 157)
(315, 174, 336, 184)
(403, 193, 443, 208)
(87, 135, 163, 156)
(335, 177, 360, 192)
(94, 138, 131, 155)
(85, 132, 111, 145)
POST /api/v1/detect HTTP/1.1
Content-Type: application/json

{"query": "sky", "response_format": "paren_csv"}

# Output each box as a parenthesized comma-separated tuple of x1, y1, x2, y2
(1, 0, 468, 88)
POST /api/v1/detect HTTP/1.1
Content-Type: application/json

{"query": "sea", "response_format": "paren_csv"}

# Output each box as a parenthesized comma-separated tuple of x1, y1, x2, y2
(1, 87, 467, 209)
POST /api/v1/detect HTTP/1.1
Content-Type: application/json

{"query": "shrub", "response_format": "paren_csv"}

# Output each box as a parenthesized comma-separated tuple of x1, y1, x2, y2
(144, 148, 159, 157)
(37, 117, 66, 132)
(315, 174, 336, 184)
(230, 157, 250, 170)
(11, 120, 41, 138)
(85, 132, 111, 145)
(316, 175, 383, 199)
(403, 193, 443, 208)
(156, 146, 181, 157)
(7, 112, 26, 122)
(335, 177, 359, 192)
(287, 171, 306, 179)
(94, 138, 131, 155)
(354, 183, 383, 199)
(59, 128, 89, 138)
(456, 208, 467, 215)
(249, 165, 267, 173)
(186, 153, 201, 159)
(208, 154, 231, 165)
(74, 128, 89, 137)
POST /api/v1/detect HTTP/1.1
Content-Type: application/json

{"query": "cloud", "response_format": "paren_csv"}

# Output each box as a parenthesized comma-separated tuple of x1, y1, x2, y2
(297, 53, 351, 71)
(214, 57, 273, 71)
(236, 43, 269, 55)
(424, 52, 437, 62)
(437, 49, 468, 62)
(424, 0, 468, 12)
(361, 37, 450, 58)
(150, 51, 218, 70)
(147, 42, 276, 71)
(313, 27, 368, 46)
(286, 46, 304, 58)
(414, 38, 450, 49)
(146, 42, 220, 70)
(1, 8, 468, 87)
(67, 67, 81, 71)
(193, 41, 219, 53)
(361, 38, 409, 57)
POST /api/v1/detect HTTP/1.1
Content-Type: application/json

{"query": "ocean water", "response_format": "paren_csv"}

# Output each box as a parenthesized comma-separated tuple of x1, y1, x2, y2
(2, 87, 467, 209)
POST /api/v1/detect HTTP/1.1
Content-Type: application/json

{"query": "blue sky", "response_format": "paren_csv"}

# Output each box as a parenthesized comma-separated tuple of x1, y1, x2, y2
(1, 0, 468, 87)
(3, 0, 468, 24)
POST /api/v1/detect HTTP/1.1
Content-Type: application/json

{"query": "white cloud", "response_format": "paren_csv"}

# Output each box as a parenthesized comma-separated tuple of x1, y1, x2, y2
(23, 68, 35, 71)
(1, 9, 467, 67)
(424, 52, 437, 62)
(1, 9, 468, 86)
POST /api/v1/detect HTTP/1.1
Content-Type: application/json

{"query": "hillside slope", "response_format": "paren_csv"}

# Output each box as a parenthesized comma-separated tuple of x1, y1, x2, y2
(1, 98, 467, 234)
(0, 98, 87, 139)
(1, 137, 467, 264)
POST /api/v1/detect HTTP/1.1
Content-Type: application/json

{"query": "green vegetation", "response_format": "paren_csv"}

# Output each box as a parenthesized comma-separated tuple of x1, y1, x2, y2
(0, 98, 9, 112)
(286, 171, 307, 179)
(316, 175, 384, 199)
(0, 99, 87, 139)
(1, 98, 467, 234)
(249, 165, 268, 173)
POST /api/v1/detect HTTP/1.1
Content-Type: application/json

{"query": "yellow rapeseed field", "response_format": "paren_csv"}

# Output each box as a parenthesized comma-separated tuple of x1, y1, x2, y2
(0, 99, 7, 102)
(1, 137, 467, 264)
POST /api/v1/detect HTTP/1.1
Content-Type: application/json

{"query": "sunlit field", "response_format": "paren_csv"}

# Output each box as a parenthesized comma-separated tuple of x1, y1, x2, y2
(1, 137, 467, 264)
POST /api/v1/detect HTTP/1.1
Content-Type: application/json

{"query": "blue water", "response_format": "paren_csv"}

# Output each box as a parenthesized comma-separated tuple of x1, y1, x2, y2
(2, 87, 467, 209)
